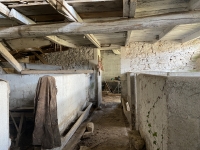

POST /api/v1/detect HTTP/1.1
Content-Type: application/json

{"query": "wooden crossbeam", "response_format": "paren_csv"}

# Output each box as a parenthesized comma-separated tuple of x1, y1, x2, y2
(46, 0, 101, 48)
(1, 11, 200, 38)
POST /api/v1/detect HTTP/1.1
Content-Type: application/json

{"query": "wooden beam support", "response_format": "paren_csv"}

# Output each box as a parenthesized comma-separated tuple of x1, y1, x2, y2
(189, 0, 200, 10)
(21, 69, 94, 74)
(182, 29, 200, 43)
(1, 11, 200, 38)
(0, 42, 23, 72)
(46, 0, 101, 48)
(153, 26, 177, 43)
(129, 0, 137, 18)
(125, 31, 133, 46)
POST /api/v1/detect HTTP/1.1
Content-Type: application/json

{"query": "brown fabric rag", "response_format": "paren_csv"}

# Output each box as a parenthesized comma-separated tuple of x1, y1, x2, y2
(32, 76, 61, 149)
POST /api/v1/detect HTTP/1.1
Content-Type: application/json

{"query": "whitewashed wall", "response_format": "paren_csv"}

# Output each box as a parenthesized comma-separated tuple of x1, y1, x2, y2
(0, 74, 90, 134)
(0, 80, 10, 150)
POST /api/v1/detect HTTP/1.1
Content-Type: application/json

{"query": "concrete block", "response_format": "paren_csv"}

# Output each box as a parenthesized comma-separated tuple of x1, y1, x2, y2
(86, 122, 94, 133)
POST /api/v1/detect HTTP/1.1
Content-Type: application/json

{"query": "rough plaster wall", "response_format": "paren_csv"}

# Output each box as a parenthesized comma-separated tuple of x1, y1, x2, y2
(101, 50, 121, 81)
(166, 77, 200, 150)
(44, 47, 94, 69)
(121, 39, 200, 74)
(137, 74, 168, 150)
(0, 80, 10, 150)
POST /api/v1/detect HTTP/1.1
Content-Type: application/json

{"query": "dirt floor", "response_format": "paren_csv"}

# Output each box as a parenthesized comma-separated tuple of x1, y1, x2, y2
(74, 94, 130, 150)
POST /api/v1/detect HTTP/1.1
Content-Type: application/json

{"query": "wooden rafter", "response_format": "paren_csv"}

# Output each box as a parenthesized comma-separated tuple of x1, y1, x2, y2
(0, 2, 77, 48)
(46, 0, 101, 48)
(123, 0, 137, 18)
(0, 42, 23, 72)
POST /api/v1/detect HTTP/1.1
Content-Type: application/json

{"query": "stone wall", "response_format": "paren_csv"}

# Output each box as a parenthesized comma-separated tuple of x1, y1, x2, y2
(101, 50, 121, 81)
(121, 39, 200, 74)
(44, 47, 94, 69)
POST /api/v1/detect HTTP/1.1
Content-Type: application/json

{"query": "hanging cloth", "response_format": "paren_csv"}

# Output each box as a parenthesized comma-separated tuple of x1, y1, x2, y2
(32, 76, 61, 149)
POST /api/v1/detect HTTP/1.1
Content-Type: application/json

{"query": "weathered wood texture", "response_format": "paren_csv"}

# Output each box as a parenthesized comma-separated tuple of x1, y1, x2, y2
(0, 43, 23, 72)
(21, 69, 94, 74)
(1, 11, 200, 38)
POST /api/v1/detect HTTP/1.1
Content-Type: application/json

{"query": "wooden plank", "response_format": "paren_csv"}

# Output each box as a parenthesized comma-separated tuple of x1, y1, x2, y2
(31, 51, 48, 64)
(46, 36, 77, 48)
(59, 102, 92, 150)
(123, 0, 129, 17)
(129, 0, 137, 18)
(182, 29, 200, 43)
(23, 63, 62, 70)
(0, 43, 23, 72)
(1, 11, 200, 38)
(125, 31, 133, 46)
(21, 69, 94, 74)
(189, 0, 200, 10)
(0, 2, 10, 17)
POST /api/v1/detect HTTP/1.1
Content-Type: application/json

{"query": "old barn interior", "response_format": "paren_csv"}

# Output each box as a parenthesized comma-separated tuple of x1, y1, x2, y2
(0, 0, 200, 150)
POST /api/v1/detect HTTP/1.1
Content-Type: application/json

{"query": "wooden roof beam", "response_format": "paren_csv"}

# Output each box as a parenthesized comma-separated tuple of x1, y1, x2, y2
(1, 11, 200, 38)
(182, 29, 200, 43)
(46, 0, 101, 48)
